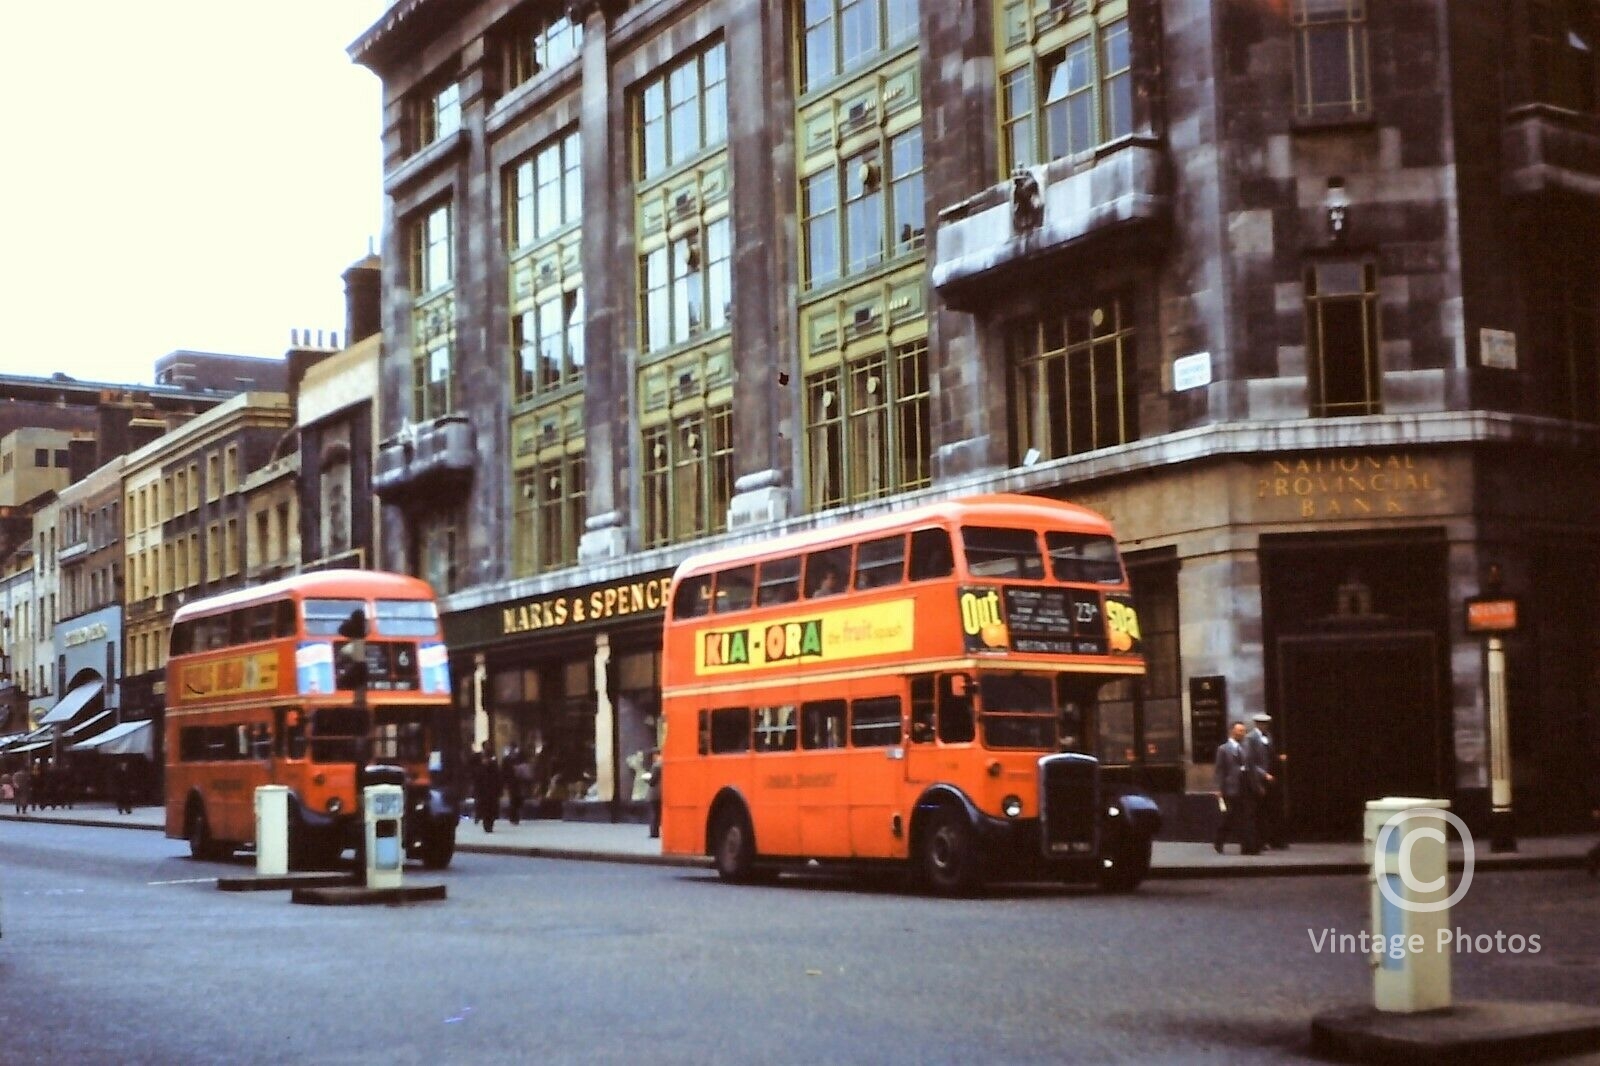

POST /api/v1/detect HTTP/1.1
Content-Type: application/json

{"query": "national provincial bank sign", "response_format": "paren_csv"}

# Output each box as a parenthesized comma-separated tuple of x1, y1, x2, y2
(1253, 451, 1452, 519)
(443, 571, 675, 650)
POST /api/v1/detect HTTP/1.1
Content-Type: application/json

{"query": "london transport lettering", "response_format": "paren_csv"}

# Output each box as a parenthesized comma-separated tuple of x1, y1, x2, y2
(695, 600, 916, 675)
(501, 576, 673, 635)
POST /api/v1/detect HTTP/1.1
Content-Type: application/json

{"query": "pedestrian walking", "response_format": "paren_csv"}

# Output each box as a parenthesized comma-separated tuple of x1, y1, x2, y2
(14, 763, 32, 814)
(1246, 713, 1288, 850)
(646, 748, 663, 840)
(472, 747, 503, 834)
(1213, 721, 1260, 855)
(112, 759, 136, 815)
(1, 773, 12, 806)
(503, 745, 527, 826)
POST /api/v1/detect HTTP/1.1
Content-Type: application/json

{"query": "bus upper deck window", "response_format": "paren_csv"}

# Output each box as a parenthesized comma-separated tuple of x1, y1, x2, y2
(853, 535, 906, 589)
(714, 567, 755, 612)
(1044, 531, 1124, 584)
(961, 526, 1044, 579)
(673, 575, 712, 619)
(908, 528, 954, 581)
(374, 599, 441, 636)
(756, 557, 801, 606)
(804, 547, 851, 598)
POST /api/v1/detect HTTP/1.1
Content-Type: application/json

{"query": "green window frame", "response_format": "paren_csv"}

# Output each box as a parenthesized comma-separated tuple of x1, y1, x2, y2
(998, 3, 1132, 172)
(508, 130, 582, 251)
(637, 42, 728, 181)
(801, 121, 922, 291)
(640, 216, 731, 354)
(799, 0, 920, 94)
(805, 338, 929, 509)
(1009, 296, 1139, 463)
(411, 75, 460, 152)
(639, 347, 734, 548)
(513, 449, 586, 576)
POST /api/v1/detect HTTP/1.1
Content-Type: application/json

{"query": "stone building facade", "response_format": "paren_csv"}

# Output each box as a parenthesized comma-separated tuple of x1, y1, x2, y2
(352, 0, 1599, 836)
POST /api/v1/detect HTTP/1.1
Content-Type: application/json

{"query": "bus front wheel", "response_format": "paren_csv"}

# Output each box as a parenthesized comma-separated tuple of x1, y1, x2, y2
(419, 827, 456, 870)
(921, 808, 979, 896)
(711, 806, 756, 883)
(1097, 837, 1152, 893)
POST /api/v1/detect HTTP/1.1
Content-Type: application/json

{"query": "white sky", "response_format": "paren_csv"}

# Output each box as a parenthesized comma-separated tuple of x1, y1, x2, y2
(0, 2, 393, 385)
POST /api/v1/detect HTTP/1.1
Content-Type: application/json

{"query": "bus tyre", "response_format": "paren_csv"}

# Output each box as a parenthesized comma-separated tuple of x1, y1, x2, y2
(921, 808, 979, 896)
(420, 827, 456, 870)
(1097, 837, 1152, 893)
(711, 806, 756, 883)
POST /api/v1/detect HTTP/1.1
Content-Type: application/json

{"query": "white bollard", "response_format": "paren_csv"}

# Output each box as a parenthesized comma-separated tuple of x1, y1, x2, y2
(363, 783, 405, 890)
(255, 785, 290, 877)
(1364, 798, 1458, 1013)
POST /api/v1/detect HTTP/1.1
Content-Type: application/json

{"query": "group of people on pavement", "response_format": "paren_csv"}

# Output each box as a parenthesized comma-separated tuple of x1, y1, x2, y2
(1213, 713, 1287, 855)
(464, 742, 662, 837)
(2, 764, 77, 813)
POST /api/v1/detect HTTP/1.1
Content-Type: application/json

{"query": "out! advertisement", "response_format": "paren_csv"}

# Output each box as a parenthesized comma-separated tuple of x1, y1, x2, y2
(296, 642, 335, 696)
(696, 599, 916, 676)
(418, 641, 451, 695)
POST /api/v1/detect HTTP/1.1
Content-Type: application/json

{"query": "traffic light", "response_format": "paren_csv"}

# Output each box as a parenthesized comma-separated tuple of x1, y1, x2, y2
(336, 609, 369, 690)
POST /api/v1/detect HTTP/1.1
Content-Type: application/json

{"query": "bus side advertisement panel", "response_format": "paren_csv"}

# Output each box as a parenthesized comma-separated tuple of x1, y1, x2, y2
(694, 599, 916, 676)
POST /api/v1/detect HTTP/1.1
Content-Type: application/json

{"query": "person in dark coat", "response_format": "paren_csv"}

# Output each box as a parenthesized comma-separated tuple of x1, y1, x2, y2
(112, 758, 136, 815)
(646, 749, 663, 839)
(1213, 721, 1260, 855)
(1245, 713, 1288, 850)
(472, 748, 503, 834)
(502, 746, 526, 826)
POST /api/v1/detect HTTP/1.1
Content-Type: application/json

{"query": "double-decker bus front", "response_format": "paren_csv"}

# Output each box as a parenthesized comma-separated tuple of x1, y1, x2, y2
(165, 573, 458, 869)
(658, 495, 1162, 894)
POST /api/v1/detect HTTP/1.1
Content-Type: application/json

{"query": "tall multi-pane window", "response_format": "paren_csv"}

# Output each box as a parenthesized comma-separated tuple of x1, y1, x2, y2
(802, 130, 923, 289)
(637, 42, 727, 181)
(508, 130, 582, 250)
(503, 9, 583, 91)
(997, 1, 1133, 171)
(797, 0, 927, 513)
(638, 347, 734, 548)
(513, 291, 585, 402)
(511, 398, 585, 575)
(410, 203, 455, 421)
(801, 0, 919, 92)
(420, 514, 460, 594)
(641, 217, 731, 352)
(1009, 296, 1140, 462)
(1305, 261, 1381, 417)
(411, 203, 453, 294)
(1291, 0, 1370, 121)
(805, 339, 930, 509)
(412, 76, 461, 151)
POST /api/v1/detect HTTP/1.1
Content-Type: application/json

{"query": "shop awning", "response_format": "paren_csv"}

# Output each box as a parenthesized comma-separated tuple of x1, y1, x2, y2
(63, 709, 113, 739)
(37, 681, 105, 726)
(7, 739, 54, 755)
(0, 727, 52, 752)
(69, 719, 152, 757)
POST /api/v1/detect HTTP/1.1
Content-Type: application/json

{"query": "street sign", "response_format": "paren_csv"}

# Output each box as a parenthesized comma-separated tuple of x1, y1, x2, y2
(1465, 596, 1518, 633)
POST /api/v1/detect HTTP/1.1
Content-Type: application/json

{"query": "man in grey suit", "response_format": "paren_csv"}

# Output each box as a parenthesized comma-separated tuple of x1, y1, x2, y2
(1246, 713, 1287, 849)
(1214, 721, 1260, 854)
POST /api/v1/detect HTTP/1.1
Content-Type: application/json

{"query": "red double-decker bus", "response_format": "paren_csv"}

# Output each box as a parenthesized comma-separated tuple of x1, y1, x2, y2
(165, 570, 458, 869)
(659, 494, 1161, 893)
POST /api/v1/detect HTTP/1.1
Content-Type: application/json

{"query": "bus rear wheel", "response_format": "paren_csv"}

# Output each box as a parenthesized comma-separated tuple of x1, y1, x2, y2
(711, 806, 756, 883)
(921, 808, 979, 896)
(187, 805, 223, 862)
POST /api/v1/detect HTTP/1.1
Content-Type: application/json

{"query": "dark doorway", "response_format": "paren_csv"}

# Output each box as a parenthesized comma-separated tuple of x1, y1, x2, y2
(1277, 633, 1444, 840)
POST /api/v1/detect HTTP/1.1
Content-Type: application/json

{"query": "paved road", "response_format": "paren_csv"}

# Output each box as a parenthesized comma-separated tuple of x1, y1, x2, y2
(2, 819, 1597, 1065)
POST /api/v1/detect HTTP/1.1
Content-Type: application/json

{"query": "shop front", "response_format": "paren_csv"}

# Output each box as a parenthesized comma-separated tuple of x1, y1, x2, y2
(443, 570, 672, 822)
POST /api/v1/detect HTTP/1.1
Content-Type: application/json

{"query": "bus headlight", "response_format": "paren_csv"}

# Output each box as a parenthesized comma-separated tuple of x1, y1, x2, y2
(326, 797, 343, 814)
(1002, 795, 1023, 819)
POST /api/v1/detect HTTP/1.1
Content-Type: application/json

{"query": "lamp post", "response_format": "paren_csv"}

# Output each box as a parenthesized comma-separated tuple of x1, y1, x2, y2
(1465, 564, 1518, 853)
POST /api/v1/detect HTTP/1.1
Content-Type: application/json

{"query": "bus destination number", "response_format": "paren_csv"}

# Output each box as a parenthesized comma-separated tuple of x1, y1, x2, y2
(960, 586, 1124, 656)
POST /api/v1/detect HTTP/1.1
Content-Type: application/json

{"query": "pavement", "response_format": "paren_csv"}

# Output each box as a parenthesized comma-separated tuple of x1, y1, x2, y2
(3, 801, 1594, 878)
